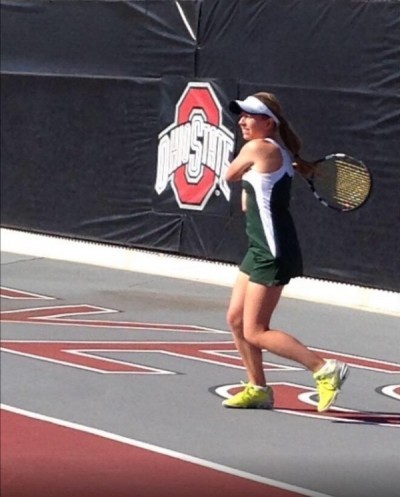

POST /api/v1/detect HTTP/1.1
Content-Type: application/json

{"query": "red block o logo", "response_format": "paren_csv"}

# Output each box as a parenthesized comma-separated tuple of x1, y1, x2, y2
(156, 82, 234, 210)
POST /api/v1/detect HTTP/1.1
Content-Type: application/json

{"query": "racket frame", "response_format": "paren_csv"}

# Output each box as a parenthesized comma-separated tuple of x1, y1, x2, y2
(301, 153, 372, 212)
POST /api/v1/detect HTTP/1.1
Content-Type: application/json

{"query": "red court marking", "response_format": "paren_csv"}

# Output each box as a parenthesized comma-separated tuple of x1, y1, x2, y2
(377, 384, 400, 401)
(0, 341, 288, 374)
(0, 287, 54, 300)
(2, 340, 399, 374)
(272, 383, 400, 426)
(0, 407, 323, 497)
(0, 304, 224, 333)
(217, 383, 400, 427)
(310, 347, 400, 373)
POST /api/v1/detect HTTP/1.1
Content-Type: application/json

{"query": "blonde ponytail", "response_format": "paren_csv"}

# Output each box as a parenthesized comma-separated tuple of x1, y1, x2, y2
(253, 92, 316, 176)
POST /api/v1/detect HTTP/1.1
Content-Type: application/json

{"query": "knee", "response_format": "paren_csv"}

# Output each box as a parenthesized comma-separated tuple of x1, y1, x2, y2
(226, 308, 243, 337)
(243, 327, 256, 346)
(243, 326, 266, 348)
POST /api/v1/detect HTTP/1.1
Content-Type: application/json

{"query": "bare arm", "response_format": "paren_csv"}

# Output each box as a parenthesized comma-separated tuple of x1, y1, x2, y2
(225, 139, 282, 182)
(225, 141, 255, 182)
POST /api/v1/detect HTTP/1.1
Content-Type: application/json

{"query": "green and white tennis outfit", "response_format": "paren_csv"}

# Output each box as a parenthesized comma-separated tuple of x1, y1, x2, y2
(240, 138, 303, 286)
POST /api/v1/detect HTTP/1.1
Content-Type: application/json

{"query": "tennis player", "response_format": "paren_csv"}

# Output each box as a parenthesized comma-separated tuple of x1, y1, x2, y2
(224, 92, 348, 411)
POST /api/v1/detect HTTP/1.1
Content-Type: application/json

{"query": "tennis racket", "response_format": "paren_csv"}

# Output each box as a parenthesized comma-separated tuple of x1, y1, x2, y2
(300, 153, 372, 212)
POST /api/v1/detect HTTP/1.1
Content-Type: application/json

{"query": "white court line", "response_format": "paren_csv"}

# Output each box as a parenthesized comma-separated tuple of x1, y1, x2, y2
(1, 228, 399, 316)
(1, 403, 334, 497)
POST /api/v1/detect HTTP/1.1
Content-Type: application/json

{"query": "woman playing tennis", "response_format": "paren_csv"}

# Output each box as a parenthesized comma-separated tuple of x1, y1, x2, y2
(224, 92, 348, 412)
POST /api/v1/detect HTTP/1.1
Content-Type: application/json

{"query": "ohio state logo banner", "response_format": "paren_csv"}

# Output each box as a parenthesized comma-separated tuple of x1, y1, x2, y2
(156, 82, 235, 211)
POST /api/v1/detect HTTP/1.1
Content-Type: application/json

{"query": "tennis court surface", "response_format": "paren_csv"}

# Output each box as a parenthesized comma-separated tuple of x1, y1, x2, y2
(1, 250, 399, 497)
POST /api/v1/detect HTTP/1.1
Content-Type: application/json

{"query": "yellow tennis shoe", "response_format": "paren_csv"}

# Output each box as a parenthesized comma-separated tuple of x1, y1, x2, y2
(313, 360, 349, 412)
(222, 383, 274, 409)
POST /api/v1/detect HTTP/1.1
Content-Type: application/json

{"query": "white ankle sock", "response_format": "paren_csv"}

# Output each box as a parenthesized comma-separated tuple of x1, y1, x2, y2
(252, 384, 268, 391)
(315, 359, 336, 376)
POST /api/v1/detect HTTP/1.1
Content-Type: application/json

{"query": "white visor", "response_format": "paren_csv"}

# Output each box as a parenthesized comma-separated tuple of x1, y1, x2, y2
(229, 96, 280, 125)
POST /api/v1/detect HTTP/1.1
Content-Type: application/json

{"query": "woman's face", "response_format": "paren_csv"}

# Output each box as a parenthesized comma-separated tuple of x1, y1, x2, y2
(238, 112, 273, 141)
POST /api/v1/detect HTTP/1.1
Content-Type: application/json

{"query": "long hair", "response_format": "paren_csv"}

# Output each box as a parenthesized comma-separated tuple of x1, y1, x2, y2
(253, 92, 315, 175)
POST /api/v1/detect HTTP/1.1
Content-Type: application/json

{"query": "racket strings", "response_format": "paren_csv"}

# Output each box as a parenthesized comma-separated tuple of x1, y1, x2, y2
(314, 159, 371, 210)
(335, 160, 371, 206)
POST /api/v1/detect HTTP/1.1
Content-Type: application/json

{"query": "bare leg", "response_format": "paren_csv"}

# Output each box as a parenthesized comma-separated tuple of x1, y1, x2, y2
(226, 272, 266, 386)
(243, 282, 325, 373)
